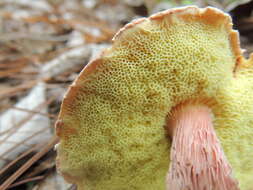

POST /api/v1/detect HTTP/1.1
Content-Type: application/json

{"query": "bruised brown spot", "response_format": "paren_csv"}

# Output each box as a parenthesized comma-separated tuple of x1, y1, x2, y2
(62, 128, 78, 139)
(233, 56, 244, 77)
(166, 102, 239, 190)
(230, 30, 243, 64)
(55, 119, 64, 136)
(55, 119, 77, 138)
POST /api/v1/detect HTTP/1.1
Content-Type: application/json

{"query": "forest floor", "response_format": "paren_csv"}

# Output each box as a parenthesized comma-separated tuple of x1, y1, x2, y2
(0, 0, 253, 189)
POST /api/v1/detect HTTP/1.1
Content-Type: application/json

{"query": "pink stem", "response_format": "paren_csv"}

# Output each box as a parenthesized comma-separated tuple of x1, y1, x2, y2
(166, 103, 239, 190)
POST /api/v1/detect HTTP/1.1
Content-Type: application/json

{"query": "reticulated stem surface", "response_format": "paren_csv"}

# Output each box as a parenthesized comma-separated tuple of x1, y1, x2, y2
(167, 103, 239, 190)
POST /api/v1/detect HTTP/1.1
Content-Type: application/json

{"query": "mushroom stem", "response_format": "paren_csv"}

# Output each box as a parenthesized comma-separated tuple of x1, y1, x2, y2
(166, 103, 239, 190)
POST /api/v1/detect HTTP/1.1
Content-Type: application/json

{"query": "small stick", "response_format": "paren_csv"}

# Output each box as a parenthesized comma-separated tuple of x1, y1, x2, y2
(7, 175, 44, 189)
(0, 136, 59, 190)
(0, 144, 38, 176)
(3, 106, 56, 119)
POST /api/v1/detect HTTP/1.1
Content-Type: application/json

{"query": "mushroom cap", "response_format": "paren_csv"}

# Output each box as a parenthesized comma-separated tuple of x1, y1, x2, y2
(55, 6, 253, 190)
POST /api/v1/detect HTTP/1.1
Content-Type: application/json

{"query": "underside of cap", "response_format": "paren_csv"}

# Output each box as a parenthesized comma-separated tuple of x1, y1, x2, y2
(59, 6, 244, 120)
(55, 6, 253, 190)
(113, 6, 242, 67)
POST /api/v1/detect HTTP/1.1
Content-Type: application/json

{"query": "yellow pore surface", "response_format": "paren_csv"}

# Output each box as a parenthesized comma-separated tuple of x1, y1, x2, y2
(56, 7, 253, 190)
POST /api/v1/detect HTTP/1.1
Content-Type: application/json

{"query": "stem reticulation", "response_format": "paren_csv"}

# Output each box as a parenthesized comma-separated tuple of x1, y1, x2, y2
(167, 103, 239, 190)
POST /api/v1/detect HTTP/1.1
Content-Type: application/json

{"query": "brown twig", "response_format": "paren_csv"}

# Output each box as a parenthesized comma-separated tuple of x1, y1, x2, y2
(0, 96, 55, 143)
(0, 144, 39, 176)
(2, 106, 56, 119)
(0, 33, 70, 42)
(0, 128, 51, 158)
(0, 136, 59, 190)
(0, 80, 38, 100)
(7, 175, 44, 189)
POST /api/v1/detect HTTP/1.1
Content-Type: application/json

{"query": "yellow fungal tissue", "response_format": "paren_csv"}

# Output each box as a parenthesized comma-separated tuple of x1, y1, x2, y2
(55, 6, 253, 190)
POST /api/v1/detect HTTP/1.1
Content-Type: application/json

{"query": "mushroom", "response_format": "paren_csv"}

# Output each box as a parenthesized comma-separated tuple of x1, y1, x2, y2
(55, 6, 253, 190)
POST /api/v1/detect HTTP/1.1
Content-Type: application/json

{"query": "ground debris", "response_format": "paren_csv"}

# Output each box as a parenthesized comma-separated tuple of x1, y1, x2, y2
(0, 0, 252, 189)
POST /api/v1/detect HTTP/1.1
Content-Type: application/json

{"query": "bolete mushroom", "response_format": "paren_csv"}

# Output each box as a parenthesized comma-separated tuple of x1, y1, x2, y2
(55, 6, 253, 190)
